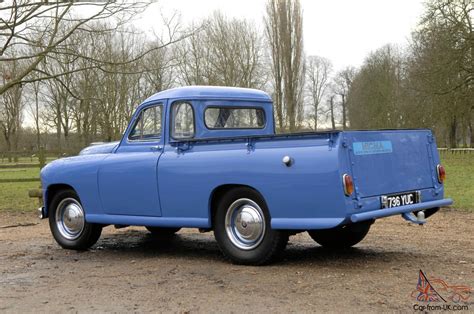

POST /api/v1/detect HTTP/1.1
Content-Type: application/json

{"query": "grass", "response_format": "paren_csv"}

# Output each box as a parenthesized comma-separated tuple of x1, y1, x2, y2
(0, 181, 42, 211)
(440, 153, 474, 211)
(0, 165, 41, 211)
(0, 167, 40, 180)
(0, 153, 472, 212)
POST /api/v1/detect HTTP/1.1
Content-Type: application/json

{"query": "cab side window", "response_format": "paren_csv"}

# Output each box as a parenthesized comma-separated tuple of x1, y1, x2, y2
(129, 105, 162, 141)
(172, 102, 195, 139)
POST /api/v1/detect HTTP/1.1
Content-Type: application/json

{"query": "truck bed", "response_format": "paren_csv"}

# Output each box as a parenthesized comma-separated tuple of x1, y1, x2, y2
(163, 128, 444, 229)
(172, 128, 439, 200)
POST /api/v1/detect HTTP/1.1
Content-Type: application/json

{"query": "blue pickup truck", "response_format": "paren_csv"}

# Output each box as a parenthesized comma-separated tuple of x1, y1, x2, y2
(38, 86, 452, 265)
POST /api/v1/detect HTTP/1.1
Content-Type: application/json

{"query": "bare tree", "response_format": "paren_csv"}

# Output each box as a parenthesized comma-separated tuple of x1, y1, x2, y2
(306, 56, 332, 130)
(142, 11, 182, 93)
(264, 2, 284, 131)
(407, 0, 472, 147)
(175, 22, 211, 86)
(176, 12, 265, 88)
(347, 45, 405, 130)
(265, 0, 305, 132)
(25, 75, 43, 151)
(328, 95, 336, 130)
(0, 58, 24, 157)
(44, 54, 77, 152)
(333, 66, 356, 129)
(143, 45, 175, 93)
(0, 1, 152, 95)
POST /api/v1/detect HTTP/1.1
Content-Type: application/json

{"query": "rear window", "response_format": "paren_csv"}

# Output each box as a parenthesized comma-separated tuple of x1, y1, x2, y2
(205, 107, 265, 129)
(172, 101, 195, 139)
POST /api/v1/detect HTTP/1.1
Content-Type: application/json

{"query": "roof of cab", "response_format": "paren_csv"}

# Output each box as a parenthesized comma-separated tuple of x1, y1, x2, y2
(144, 86, 272, 103)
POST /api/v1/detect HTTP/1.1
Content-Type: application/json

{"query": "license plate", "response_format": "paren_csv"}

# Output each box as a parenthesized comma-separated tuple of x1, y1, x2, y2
(381, 191, 420, 208)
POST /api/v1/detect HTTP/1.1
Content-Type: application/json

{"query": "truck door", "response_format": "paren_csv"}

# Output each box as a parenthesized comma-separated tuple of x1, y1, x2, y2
(98, 103, 164, 216)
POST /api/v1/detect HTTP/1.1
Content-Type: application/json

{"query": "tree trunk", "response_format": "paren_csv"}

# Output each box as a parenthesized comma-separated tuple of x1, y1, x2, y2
(5, 136, 12, 162)
(330, 96, 336, 130)
(341, 94, 347, 130)
(313, 97, 318, 130)
(275, 79, 284, 132)
(468, 120, 473, 148)
(449, 115, 457, 148)
(34, 87, 41, 151)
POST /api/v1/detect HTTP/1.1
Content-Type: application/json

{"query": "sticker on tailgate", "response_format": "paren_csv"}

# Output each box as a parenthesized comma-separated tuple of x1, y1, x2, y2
(353, 141, 392, 155)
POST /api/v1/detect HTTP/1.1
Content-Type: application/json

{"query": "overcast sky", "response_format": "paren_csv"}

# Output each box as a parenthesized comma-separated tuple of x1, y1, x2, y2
(135, 0, 425, 71)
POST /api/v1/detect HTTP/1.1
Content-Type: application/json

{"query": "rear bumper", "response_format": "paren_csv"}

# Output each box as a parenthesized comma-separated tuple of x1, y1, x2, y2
(350, 198, 453, 223)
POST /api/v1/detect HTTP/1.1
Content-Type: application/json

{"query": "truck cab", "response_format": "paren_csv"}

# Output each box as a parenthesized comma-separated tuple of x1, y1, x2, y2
(84, 86, 275, 218)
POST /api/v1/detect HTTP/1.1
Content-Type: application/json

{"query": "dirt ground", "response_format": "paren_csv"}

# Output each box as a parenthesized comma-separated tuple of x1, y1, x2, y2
(0, 209, 472, 313)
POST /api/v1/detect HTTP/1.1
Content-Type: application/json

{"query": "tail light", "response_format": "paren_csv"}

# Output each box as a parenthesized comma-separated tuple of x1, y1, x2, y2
(343, 174, 354, 196)
(437, 164, 445, 183)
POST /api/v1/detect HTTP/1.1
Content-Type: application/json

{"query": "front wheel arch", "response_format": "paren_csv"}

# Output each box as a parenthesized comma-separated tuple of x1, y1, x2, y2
(44, 183, 77, 218)
(48, 188, 102, 250)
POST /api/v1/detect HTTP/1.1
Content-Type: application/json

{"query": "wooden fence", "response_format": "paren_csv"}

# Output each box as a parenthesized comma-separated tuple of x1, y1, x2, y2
(438, 148, 474, 154)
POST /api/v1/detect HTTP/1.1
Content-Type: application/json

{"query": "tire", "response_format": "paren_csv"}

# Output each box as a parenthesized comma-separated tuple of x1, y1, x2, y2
(213, 187, 288, 265)
(48, 189, 102, 250)
(145, 226, 181, 237)
(308, 220, 373, 249)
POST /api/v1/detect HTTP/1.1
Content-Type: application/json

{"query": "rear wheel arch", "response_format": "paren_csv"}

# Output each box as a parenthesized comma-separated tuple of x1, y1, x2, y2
(212, 185, 288, 265)
(209, 184, 269, 229)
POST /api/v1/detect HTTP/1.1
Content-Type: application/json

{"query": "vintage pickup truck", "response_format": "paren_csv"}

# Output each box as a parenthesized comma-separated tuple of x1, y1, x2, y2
(37, 86, 452, 265)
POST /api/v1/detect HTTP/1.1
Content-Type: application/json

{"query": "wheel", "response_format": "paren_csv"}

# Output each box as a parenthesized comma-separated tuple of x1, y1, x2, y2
(145, 226, 181, 237)
(213, 187, 288, 265)
(308, 220, 373, 249)
(48, 189, 102, 250)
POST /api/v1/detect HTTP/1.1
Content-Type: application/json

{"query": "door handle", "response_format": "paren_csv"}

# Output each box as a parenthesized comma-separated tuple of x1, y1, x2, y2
(150, 145, 162, 152)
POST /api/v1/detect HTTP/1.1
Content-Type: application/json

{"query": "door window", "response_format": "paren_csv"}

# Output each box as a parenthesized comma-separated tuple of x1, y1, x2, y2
(129, 105, 162, 141)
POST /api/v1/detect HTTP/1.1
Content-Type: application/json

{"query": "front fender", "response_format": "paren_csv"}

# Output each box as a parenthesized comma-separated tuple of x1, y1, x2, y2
(41, 155, 107, 217)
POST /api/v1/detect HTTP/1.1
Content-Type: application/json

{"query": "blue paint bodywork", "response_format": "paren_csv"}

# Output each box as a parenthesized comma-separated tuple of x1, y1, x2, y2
(40, 86, 452, 230)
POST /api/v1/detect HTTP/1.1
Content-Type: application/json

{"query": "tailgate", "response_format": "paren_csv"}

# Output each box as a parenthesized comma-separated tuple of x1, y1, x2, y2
(345, 130, 435, 198)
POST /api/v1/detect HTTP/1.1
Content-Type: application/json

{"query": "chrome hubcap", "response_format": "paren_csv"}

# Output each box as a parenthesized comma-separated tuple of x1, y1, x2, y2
(55, 198, 85, 240)
(225, 198, 265, 250)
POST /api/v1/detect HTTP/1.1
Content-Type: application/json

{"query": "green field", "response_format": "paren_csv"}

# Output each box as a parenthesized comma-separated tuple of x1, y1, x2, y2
(440, 153, 474, 210)
(0, 153, 472, 212)
(0, 167, 40, 180)
(0, 163, 40, 211)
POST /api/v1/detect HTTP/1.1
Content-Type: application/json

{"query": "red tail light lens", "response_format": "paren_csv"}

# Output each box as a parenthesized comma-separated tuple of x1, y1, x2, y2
(437, 164, 445, 183)
(343, 174, 354, 196)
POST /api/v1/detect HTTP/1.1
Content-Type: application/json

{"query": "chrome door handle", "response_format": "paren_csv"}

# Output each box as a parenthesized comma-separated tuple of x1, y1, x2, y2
(150, 145, 162, 152)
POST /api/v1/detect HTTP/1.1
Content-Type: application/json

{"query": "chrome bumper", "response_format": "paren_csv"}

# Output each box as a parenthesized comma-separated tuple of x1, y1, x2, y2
(38, 207, 46, 219)
(350, 198, 453, 223)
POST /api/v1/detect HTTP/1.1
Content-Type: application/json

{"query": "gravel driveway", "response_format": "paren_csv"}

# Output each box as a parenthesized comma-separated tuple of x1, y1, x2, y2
(0, 209, 472, 312)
